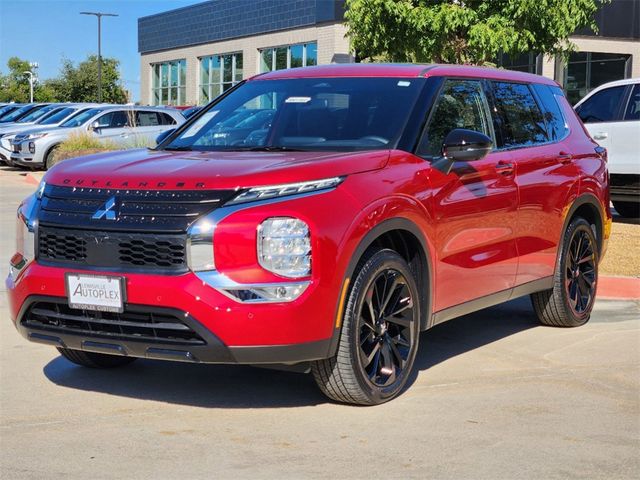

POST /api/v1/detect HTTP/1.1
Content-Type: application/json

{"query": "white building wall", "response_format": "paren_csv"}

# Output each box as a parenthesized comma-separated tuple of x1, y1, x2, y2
(140, 22, 353, 105)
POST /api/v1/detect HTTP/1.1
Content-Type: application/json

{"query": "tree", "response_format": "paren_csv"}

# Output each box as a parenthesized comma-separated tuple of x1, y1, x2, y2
(0, 57, 36, 102)
(49, 55, 128, 103)
(0, 55, 127, 103)
(345, 0, 608, 64)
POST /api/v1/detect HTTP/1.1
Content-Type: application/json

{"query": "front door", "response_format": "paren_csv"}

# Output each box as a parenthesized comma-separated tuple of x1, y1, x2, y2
(419, 78, 519, 312)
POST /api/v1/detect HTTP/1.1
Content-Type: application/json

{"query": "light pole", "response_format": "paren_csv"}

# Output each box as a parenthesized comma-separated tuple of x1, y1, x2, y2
(22, 71, 34, 102)
(80, 11, 118, 102)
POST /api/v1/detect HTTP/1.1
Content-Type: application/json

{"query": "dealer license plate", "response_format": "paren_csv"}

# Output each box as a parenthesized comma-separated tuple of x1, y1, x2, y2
(66, 274, 125, 313)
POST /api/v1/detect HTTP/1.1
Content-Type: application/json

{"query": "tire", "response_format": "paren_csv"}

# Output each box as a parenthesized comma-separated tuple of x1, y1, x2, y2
(531, 217, 598, 327)
(613, 201, 640, 219)
(44, 145, 60, 170)
(311, 249, 421, 405)
(57, 347, 137, 368)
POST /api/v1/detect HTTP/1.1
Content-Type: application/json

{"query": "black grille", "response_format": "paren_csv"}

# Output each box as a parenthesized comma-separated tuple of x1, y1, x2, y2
(22, 301, 206, 346)
(39, 185, 237, 232)
(35, 185, 236, 272)
(38, 227, 187, 272)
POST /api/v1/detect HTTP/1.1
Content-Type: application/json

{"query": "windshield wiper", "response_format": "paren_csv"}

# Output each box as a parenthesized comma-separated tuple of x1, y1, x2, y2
(225, 146, 308, 152)
(163, 146, 193, 151)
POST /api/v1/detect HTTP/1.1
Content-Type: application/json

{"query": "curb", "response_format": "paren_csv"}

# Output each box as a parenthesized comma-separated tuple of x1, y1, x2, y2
(598, 276, 640, 300)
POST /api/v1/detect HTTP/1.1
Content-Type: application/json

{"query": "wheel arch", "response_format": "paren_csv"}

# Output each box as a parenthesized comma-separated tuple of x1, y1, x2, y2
(326, 217, 434, 357)
(562, 193, 606, 257)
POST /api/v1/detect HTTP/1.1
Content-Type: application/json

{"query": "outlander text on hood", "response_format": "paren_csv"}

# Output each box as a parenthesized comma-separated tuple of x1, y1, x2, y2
(7, 64, 611, 405)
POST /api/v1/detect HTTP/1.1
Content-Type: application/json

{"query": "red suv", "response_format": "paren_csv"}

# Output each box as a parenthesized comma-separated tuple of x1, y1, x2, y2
(7, 65, 611, 405)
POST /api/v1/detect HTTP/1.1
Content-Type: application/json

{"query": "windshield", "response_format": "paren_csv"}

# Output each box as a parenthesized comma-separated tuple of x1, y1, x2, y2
(59, 107, 107, 128)
(18, 104, 58, 123)
(163, 77, 424, 152)
(0, 104, 40, 122)
(38, 107, 79, 125)
(0, 105, 20, 119)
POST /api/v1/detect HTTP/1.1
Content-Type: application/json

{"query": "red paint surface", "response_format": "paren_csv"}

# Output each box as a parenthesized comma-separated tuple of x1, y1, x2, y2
(7, 65, 611, 348)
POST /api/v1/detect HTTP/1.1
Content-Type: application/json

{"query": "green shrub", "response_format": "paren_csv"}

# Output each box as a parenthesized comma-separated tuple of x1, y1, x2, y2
(57, 131, 118, 153)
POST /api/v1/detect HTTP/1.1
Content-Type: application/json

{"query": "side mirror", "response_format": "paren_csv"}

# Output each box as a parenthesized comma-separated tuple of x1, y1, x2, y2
(89, 121, 101, 132)
(156, 128, 175, 146)
(432, 129, 493, 174)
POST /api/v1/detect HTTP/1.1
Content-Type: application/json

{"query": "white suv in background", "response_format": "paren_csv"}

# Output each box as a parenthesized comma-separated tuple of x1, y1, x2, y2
(10, 106, 185, 169)
(574, 78, 640, 218)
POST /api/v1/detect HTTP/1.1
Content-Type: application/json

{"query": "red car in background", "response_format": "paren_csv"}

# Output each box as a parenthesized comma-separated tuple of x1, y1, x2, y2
(7, 64, 610, 405)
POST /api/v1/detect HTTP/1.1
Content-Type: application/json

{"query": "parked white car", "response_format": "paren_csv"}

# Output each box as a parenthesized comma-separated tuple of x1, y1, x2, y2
(0, 104, 103, 163)
(574, 78, 640, 218)
(10, 106, 185, 169)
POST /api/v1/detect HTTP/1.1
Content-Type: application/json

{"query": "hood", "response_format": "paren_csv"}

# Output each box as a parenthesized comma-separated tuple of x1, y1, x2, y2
(44, 148, 390, 190)
(13, 126, 70, 139)
(0, 123, 46, 136)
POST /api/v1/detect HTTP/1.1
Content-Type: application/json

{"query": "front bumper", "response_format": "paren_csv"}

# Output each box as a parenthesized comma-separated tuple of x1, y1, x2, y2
(7, 262, 338, 364)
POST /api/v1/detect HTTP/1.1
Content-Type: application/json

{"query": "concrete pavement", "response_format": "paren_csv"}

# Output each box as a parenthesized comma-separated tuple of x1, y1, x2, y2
(1, 167, 639, 479)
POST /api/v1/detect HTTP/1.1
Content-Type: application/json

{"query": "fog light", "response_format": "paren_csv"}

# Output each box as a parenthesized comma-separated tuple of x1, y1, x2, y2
(258, 217, 310, 278)
(28, 142, 35, 154)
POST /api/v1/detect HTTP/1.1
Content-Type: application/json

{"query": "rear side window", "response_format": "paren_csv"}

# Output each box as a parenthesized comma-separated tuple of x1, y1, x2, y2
(418, 79, 492, 157)
(624, 84, 640, 121)
(136, 111, 161, 127)
(491, 82, 548, 148)
(575, 85, 626, 123)
(532, 84, 569, 141)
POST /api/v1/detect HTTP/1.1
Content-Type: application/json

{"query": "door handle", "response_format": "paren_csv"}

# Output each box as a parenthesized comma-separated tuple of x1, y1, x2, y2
(495, 161, 514, 175)
(558, 151, 573, 165)
(593, 132, 608, 140)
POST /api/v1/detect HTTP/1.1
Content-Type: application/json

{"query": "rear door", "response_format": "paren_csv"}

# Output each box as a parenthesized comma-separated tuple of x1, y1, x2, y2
(489, 81, 581, 286)
(616, 84, 640, 175)
(421, 78, 518, 311)
(134, 110, 177, 143)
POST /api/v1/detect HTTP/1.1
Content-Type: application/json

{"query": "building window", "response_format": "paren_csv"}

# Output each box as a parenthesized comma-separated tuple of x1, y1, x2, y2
(152, 59, 186, 106)
(259, 42, 317, 73)
(199, 53, 243, 105)
(560, 52, 632, 105)
(495, 52, 541, 74)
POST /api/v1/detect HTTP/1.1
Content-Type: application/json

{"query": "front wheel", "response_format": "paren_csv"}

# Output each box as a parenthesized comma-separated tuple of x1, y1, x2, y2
(312, 249, 420, 405)
(531, 217, 598, 327)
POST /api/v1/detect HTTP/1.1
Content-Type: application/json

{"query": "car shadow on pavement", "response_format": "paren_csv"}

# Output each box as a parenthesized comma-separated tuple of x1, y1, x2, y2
(43, 296, 538, 408)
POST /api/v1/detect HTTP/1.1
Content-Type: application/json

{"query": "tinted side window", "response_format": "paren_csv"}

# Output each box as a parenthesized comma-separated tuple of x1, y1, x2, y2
(136, 111, 161, 127)
(575, 85, 626, 123)
(418, 79, 492, 157)
(532, 84, 569, 141)
(491, 82, 548, 148)
(624, 84, 640, 121)
(97, 111, 131, 128)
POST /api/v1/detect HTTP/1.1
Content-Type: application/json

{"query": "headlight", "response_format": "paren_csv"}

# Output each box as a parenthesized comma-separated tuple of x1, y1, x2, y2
(26, 133, 48, 140)
(258, 217, 310, 278)
(227, 177, 344, 205)
(10, 201, 36, 282)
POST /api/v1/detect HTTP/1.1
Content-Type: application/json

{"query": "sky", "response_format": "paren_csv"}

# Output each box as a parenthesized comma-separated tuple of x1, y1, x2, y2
(0, 0, 200, 102)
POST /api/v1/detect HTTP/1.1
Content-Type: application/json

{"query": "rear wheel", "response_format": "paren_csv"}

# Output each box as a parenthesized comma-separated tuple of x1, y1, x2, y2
(531, 217, 598, 327)
(57, 348, 137, 368)
(311, 249, 420, 405)
(613, 201, 640, 219)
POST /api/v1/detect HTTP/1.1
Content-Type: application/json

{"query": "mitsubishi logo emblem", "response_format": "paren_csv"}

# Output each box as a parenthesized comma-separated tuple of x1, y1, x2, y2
(92, 196, 118, 220)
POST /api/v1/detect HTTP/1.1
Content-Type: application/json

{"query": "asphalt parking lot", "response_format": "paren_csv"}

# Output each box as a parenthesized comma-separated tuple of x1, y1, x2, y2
(1, 167, 639, 479)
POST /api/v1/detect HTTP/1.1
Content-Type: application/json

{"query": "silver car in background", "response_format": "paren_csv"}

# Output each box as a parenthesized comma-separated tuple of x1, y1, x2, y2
(10, 106, 185, 169)
(0, 104, 103, 163)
